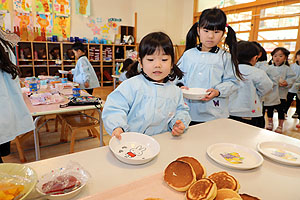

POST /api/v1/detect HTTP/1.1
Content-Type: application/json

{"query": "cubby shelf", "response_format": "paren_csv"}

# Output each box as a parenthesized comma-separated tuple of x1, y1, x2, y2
(16, 41, 138, 87)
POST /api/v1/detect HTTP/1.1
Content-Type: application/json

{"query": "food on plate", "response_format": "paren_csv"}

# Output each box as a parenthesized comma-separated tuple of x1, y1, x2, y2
(164, 160, 196, 192)
(208, 171, 240, 191)
(240, 193, 260, 200)
(176, 156, 206, 180)
(42, 175, 81, 194)
(215, 188, 242, 200)
(0, 182, 24, 200)
(185, 178, 217, 200)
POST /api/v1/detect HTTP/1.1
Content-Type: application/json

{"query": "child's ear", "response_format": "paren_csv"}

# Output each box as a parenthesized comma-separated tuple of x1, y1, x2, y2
(138, 58, 142, 69)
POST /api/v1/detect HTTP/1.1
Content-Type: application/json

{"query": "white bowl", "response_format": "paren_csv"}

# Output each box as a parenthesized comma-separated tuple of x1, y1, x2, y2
(35, 165, 89, 200)
(58, 70, 69, 74)
(109, 132, 160, 165)
(0, 163, 38, 200)
(182, 88, 209, 100)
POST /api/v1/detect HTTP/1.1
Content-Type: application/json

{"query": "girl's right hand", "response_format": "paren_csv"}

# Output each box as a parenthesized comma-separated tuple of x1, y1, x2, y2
(112, 127, 124, 140)
(180, 86, 189, 90)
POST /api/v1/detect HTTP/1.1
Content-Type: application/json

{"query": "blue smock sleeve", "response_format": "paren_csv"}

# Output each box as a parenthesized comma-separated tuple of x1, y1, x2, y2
(102, 83, 134, 134)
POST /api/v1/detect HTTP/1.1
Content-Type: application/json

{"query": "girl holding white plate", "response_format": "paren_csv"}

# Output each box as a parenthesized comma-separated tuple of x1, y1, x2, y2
(102, 32, 191, 139)
(176, 8, 242, 125)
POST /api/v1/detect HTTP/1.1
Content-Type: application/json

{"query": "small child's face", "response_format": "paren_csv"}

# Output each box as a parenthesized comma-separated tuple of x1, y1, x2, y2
(198, 27, 224, 51)
(272, 50, 286, 66)
(72, 49, 84, 59)
(140, 48, 172, 83)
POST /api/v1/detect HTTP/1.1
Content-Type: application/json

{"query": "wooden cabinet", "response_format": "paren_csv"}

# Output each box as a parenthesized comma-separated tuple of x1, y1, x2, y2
(16, 41, 138, 87)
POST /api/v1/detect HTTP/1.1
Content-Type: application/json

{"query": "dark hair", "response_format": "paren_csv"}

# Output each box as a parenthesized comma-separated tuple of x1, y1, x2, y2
(72, 41, 85, 52)
(252, 41, 267, 61)
(0, 37, 20, 79)
(185, 7, 241, 80)
(268, 47, 290, 66)
(237, 41, 259, 65)
(126, 32, 183, 81)
(121, 58, 133, 72)
(295, 49, 300, 64)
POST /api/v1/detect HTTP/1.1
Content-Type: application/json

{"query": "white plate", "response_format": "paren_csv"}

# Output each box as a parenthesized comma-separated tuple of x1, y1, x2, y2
(257, 141, 300, 166)
(58, 70, 69, 74)
(182, 88, 209, 100)
(207, 143, 264, 170)
(109, 132, 160, 165)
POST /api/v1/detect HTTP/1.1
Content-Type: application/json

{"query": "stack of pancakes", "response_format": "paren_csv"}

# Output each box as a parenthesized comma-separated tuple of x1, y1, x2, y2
(163, 156, 260, 200)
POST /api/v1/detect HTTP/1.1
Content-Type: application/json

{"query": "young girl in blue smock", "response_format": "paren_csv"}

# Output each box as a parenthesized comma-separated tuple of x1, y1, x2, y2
(177, 8, 242, 125)
(228, 41, 273, 128)
(264, 47, 296, 134)
(102, 32, 191, 139)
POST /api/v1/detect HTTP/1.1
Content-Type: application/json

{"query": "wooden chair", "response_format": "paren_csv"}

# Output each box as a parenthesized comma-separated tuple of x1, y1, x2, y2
(57, 112, 101, 153)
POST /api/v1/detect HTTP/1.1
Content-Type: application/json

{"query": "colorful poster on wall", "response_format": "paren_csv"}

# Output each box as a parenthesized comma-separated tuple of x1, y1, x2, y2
(0, 0, 9, 11)
(0, 12, 11, 31)
(13, 0, 32, 13)
(53, 0, 70, 16)
(53, 15, 70, 38)
(75, 0, 90, 16)
(36, 13, 52, 36)
(14, 12, 33, 40)
(87, 17, 121, 41)
(35, 0, 52, 14)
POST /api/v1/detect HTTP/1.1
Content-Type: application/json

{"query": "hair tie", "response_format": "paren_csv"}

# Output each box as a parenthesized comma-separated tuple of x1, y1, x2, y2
(226, 24, 229, 27)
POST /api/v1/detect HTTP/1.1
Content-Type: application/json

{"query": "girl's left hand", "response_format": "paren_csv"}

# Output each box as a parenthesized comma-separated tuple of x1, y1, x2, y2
(172, 120, 185, 136)
(84, 81, 90, 88)
(201, 88, 219, 101)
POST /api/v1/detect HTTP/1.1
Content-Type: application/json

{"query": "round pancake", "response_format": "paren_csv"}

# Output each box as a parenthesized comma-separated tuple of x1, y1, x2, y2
(164, 160, 196, 192)
(186, 178, 217, 200)
(240, 193, 260, 200)
(176, 156, 206, 180)
(208, 171, 240, 191)
(215, 188, 242, 200)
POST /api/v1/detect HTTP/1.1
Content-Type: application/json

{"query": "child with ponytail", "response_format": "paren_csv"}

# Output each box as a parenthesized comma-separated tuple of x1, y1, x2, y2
(177, 7, 242, 125)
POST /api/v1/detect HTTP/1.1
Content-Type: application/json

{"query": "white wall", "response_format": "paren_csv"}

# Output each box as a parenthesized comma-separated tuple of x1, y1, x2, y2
(70, 0, 194, 44)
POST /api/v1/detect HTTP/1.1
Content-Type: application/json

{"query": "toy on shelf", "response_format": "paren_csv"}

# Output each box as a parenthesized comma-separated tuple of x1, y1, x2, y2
(123, 35, 134, 45)
(49, 47, 60, 59)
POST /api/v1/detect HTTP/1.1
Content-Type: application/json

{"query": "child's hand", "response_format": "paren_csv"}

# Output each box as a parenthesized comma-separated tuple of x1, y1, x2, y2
(201, 88, 219, 101)
(112, 128, 124, 140)
(279, 80, 288, 87)
(84, 81, 90, 88)
(180, 86, 189, 90)
(172, 120, 185, 136)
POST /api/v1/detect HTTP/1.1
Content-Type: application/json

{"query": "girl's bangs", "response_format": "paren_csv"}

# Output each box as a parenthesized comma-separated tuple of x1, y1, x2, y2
(200, 19, 225, 31)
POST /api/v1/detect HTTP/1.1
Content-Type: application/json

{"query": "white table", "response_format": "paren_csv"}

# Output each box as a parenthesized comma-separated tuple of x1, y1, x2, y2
(26, 119, 300, 199)
(23, 92, 104, 161)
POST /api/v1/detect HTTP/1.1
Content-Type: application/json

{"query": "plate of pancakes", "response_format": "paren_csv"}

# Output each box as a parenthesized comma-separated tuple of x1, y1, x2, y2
(164, 156, 261, 200)
(257, 141, 300, 166)
(207, 143, 264, 170)
(109, 132, 160, 165)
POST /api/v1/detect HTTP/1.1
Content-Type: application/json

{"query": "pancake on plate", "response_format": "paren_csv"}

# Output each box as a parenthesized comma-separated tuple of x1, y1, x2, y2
(176, 156, 206, 180)
(240, 193, 260, 200)
(164, 160, 196, 192)
(208, 171, 240, 191)
(185, 178, 217, 200)
(215, 188, 242, 200)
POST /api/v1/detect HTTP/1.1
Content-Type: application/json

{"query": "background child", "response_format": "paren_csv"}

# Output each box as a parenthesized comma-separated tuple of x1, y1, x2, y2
(69, 42, 100, 95)
(177, 8, 241, 125)
(119, 58, 133, 82)
(228, 41, 272, 128)
(286, 49, 300, 118)
(264, 47, 296, 133)
(0, 30, 34, 162)
(102, 32, 191, 139)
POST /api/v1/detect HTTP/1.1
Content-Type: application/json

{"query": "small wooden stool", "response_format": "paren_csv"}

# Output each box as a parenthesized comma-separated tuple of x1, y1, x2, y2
(58, 113, 101, 153)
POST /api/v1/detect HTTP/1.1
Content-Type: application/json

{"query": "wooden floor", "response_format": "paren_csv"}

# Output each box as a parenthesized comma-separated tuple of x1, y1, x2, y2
(3, 86, 300, 163)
